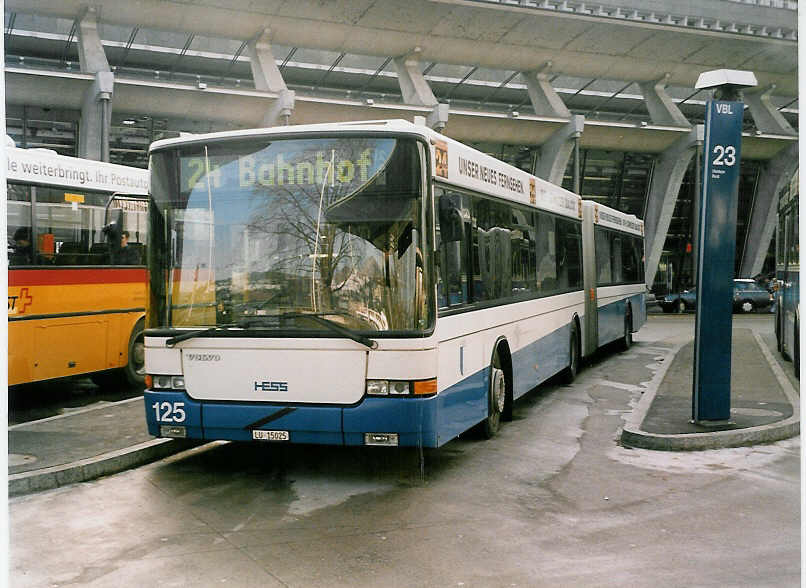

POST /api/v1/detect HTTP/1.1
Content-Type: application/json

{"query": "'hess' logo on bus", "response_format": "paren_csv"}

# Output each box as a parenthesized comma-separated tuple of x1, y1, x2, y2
(254, 381, 289, 392)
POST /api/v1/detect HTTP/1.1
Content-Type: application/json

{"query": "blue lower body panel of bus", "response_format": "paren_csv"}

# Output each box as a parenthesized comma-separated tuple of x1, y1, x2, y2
(598, 292, 646, 346)
(144, 390, 443, 447)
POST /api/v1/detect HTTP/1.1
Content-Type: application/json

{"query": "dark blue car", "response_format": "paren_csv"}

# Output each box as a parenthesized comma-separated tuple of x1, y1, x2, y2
(660, 279, 774, 314)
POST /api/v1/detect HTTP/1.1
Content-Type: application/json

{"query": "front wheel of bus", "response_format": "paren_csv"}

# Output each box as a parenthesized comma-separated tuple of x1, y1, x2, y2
(123, 319, 146, 387)
(481, 357, 506, 439)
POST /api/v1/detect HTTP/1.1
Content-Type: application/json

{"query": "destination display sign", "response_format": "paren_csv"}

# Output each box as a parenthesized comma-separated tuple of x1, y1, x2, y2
(179, 138, 396, 202)
(593, 204, 644, 236)
(432, 137, 580, 219)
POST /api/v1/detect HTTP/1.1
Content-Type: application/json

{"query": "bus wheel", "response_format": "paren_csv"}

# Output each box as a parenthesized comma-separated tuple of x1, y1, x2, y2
(619, 308, 633, 351)
(481, 355, 506, 439)
(561, 322, 580, 384)
(775, 306, 782, 352)
(123, 319, 146, 387)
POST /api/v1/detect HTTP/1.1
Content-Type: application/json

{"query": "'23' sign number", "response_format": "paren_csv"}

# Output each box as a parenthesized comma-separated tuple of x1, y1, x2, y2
(712, 145, 737, 167)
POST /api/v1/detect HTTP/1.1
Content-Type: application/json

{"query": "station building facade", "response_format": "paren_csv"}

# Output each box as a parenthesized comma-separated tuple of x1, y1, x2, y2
(4, 0, 798, 294)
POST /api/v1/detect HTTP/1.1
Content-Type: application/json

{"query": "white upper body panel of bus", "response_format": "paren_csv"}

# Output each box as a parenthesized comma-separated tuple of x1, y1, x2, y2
(582, 200, 644, 237)
(148, 119, 582, 220)
(6, 146, 149, 195)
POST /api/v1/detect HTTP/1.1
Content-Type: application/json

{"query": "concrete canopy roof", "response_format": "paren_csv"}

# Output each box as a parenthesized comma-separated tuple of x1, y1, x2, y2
(7, 0, 798, 96)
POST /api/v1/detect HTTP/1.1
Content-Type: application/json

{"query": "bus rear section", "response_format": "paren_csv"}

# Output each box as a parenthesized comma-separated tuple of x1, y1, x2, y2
(581, 201, 646, 357)
(7, 147, 149, 386)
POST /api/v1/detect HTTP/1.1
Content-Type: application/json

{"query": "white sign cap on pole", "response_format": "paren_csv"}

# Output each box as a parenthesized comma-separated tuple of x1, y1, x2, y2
(695, 69, 758, 90)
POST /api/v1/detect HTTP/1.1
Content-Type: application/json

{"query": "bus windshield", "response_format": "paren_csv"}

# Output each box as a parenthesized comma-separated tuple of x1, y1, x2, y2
(149, 136, 432, 335)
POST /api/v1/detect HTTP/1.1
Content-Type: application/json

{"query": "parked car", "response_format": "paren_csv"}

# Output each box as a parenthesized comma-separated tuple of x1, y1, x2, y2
(732, 278, 775, 313)
(659, 287, 697, 313)
(659, 279, 774, 314)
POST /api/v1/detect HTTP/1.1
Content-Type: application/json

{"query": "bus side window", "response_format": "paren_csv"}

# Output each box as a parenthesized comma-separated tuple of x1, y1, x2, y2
(436, 189, 469, 308)
(557, 218, 582, 290)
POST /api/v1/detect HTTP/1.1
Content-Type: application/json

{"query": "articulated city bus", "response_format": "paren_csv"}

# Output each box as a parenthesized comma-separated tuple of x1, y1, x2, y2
(7, 145, 149, 387)
(775, 170, 799, 378)
(144, 120, 645, 447)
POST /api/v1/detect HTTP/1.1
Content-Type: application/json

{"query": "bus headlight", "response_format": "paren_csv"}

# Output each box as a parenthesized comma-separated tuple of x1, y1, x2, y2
(366, 380, 389, 396)
(149, 375, 186, 390)
(389, 381, 410, 395)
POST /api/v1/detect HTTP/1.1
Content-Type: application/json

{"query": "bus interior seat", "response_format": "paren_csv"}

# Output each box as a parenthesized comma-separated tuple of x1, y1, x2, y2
(89, 242, 111, 263)
(56, 242, 85, 265)
(127, 242, 145, 264)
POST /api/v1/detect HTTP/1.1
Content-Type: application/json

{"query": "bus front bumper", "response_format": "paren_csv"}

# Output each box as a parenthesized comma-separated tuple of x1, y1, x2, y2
(144, 390, 440, 447)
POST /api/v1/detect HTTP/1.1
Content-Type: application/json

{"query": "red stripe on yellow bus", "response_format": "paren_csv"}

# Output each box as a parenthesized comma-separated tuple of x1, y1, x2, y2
(9, 267, 146, 286)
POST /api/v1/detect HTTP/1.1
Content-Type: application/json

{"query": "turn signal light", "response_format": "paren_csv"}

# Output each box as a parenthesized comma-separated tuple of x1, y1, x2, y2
(413, 379, 438, 396)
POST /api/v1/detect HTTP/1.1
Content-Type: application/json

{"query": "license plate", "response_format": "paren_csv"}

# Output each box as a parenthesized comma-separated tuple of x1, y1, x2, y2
(252, 430, 290, 442)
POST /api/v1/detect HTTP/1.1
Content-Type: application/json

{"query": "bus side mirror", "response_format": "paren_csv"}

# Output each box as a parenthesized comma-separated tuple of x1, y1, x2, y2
(438, 198, 464, 243)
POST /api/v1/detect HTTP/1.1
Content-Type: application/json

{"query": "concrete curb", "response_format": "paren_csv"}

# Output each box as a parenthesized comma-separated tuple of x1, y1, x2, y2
(9, 438, 200, 497)
(620, 332, 800, 451)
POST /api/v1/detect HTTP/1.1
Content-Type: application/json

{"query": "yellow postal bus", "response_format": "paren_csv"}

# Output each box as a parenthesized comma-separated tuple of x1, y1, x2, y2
(7, 145, 149, 387)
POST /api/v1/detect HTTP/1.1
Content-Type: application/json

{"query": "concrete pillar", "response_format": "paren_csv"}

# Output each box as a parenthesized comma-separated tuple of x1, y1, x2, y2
(644, 126, 703, 289)
(79, 72, 114, 161)
(521, 65, 570, 118)
(77, 8, 113, 161)
(639, 74, 690, 127)
(743, 85, 797, 136)
(533, 115, 584, 186)
(247, 29, 295, 126)
(738, 142, 798, 277)
(393, 48, 438, 107)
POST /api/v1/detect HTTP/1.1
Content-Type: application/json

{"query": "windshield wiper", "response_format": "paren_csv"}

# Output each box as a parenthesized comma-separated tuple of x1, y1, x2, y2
(166, 323, 237, 346)
(240, 312, 378, 350)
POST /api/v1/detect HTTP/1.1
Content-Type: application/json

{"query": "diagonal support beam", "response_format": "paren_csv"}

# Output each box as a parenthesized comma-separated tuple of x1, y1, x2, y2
(247, 29, 295, 126)
(77, 7, 110, 73)
(247, 29, 287, 93)
(533, 115, 584, 186)
(743, 85, 797, 136)
(393, 48, 438, 107)
(639, 74, 690, 127)
(738, 142, 798, 277)
(644, 126, 703, 288)
(521, 64, 570, 118)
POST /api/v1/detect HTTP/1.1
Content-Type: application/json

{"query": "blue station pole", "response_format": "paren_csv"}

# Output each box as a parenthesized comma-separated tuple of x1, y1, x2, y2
(692, 98, 744, 423)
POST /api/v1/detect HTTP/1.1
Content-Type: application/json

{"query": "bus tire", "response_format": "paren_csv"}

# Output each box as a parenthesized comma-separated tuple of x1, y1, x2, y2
(123, 318, 146, 387)
(561, 322, 580, 384)
(775, 305, 782, 352)
(90, 318, 146, 389)
(481, 353, 506, 439)
(619, 307, 633, 351)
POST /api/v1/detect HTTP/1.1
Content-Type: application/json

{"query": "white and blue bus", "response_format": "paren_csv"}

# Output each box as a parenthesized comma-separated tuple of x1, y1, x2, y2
(775, 171, 799, 378)
(143, 120, 645, 447)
